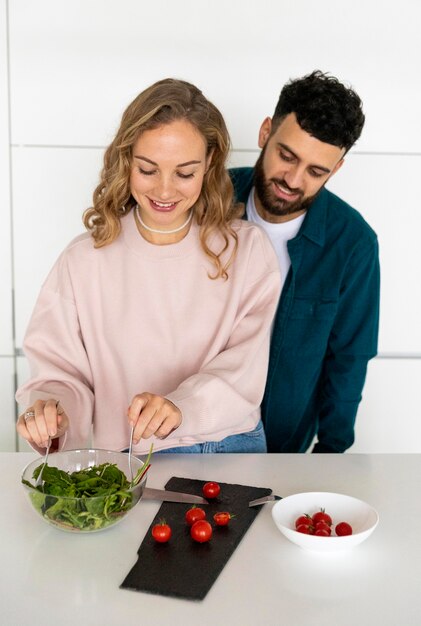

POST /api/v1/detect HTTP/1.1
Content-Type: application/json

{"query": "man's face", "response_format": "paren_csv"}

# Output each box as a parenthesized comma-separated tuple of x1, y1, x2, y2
(254, 113, 345, 222)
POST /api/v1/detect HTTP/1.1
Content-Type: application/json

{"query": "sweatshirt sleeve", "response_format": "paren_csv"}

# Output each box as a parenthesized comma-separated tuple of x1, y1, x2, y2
(15, 252, 95, 450)
(165, 230, 281, 439)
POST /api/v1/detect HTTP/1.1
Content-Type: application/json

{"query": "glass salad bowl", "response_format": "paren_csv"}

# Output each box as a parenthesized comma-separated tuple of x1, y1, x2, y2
(21, 448, 149, 533)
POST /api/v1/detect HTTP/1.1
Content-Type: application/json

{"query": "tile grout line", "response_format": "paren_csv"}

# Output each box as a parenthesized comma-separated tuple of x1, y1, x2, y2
(9, 144, 421, 158)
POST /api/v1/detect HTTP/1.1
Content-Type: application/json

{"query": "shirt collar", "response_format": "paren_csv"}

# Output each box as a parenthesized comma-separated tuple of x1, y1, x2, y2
(298, 188, 328, 247)
(235, 166, 329, 247)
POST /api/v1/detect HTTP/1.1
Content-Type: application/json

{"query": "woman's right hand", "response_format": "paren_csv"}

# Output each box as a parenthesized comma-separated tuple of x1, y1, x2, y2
(128, 392, 182, 443)
(16, 399, 69, 448)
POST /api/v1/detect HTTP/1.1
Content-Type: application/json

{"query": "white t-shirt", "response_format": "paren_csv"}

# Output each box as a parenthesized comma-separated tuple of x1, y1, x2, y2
(246, 188, 305, 291)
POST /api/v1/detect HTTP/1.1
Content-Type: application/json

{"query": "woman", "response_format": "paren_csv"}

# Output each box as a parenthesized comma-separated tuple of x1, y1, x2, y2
(16, 78, 281, 454)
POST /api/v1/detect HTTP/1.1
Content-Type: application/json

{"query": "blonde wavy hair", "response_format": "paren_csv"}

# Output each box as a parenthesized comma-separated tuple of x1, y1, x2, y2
(83, 78, 243, 279)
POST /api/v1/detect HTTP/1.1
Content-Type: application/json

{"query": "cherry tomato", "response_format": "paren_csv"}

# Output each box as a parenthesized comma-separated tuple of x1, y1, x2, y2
(295, 515, 313, 529)
(315, 528, 330, 537)
(213, 512, 234, 526)
(315, 521, 332, 535)
(185, 506, 206, 526)
(296, 524, 314, 534)
(335, 522, 353, 536)
(191, 519, 213, 543)
(151, 520, 172, 543)
(202, 482, 221, 499)
(312, 509, 332, 526)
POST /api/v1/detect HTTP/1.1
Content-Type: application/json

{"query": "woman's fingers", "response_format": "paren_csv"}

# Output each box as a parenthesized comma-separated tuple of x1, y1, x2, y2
(129, 393, 181, 443)
(17, 399, 69, 447)
(56, 411, 69, 438)
(43, 399, 60, 438)
(18, 407, 44, 447)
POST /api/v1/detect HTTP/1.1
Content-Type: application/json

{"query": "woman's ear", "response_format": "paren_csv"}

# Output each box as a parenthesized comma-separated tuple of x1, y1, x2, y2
(205, 148, 214, 173)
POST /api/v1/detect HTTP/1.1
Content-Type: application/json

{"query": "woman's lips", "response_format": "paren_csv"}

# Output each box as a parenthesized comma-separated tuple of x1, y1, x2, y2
(148, 198, 179, 212)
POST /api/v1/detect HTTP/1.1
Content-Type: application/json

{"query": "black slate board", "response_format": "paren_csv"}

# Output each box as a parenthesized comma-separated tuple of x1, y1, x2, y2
(120, 476, 272, 601)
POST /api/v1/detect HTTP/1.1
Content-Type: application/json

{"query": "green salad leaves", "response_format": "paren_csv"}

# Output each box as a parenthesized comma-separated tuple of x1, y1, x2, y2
(22, 451, 152, 532)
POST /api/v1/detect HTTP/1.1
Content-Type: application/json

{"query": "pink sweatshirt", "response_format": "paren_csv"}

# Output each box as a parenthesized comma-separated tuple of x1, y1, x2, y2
(16, 212, 281, 453)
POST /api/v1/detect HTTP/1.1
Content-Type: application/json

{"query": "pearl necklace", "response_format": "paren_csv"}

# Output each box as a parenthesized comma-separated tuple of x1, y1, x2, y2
(136, 205, 193, 234)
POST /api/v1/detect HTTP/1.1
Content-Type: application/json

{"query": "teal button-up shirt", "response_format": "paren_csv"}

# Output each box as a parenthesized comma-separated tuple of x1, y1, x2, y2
(230, 167, 380, 452)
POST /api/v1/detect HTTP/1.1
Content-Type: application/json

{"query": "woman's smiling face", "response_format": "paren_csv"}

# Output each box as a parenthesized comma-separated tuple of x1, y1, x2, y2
(130, 119, 210, 233)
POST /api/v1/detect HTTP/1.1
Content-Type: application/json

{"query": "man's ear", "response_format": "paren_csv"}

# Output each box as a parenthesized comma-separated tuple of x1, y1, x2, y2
(330, 158, 345, 178)
(258, 117, 272, 149)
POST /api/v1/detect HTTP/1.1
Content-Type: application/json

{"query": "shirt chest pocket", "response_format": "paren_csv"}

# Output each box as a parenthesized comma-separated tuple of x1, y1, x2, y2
(274, 296, 338, 357)
(289, 297, 338, 321)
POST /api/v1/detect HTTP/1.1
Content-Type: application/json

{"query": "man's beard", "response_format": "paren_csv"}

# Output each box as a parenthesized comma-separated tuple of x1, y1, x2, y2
(253, 148, 320, 218)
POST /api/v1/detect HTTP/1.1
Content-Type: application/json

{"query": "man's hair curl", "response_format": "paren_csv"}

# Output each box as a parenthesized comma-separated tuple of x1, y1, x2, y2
(273, 70, 365, 152)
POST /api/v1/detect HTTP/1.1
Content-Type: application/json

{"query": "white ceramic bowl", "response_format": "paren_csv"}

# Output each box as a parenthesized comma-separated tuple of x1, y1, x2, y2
(272, 492, 379, 552)
(21, 449, 148, 533)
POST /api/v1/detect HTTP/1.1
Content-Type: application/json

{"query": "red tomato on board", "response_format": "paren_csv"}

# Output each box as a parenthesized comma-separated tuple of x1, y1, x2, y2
(202, 482, 221, 499)
(151, 521, 172, 543)
(190, 520, 213, 543)
(185, 507, 206, 526)
(213, 512, 234, 526)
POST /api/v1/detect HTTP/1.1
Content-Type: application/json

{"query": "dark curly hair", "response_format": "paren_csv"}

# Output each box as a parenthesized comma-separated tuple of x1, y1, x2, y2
(272, 70, 365, 153)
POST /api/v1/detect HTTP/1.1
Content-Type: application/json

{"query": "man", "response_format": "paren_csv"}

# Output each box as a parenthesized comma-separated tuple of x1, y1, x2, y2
(230, 70, 380, 452)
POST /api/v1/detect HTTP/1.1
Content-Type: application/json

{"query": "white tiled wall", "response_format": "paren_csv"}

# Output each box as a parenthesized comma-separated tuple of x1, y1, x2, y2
(0, 0, 13, 355)
(8, 0, 421, 154)
(0, 357, 16, 451)
(2, 0, 421, 451)
(12, 146, 103, 346)
(15, 356, 33, 452)
(327, 153, 421, 355)
(352, 359, 421, 453)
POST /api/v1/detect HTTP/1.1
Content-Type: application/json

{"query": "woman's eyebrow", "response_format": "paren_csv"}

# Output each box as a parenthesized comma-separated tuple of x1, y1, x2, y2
(134, 155, 202, 167)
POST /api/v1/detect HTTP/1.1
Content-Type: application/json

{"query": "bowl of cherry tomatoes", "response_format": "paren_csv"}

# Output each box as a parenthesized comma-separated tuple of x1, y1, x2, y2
(271, 492, 379, 552)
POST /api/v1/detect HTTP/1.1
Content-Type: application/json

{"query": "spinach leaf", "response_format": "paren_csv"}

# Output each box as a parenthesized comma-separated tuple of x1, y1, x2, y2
(23, 455, 151, 531)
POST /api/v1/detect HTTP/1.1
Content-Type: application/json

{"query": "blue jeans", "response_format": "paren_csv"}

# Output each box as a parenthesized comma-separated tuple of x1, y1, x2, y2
(157, 420, 267, 454)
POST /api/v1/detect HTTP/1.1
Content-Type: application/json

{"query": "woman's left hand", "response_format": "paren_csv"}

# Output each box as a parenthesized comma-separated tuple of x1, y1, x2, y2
(128, 392, 182, 443)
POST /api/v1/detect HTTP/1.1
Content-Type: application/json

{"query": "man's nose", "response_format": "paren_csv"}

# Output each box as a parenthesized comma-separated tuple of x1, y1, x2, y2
(284, 165, 305, 190)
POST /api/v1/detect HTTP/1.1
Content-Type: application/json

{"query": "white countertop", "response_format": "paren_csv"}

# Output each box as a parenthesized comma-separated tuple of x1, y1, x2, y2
(1, 452, 420, 626)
